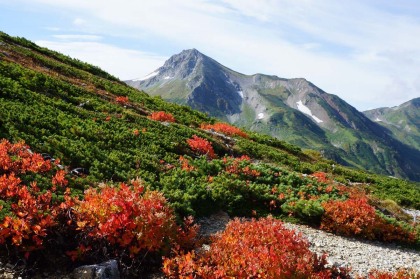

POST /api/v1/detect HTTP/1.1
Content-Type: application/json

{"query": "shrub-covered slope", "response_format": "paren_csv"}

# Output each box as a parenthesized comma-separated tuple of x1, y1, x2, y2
(0, 32, 419, 277)
(1, 32, 419, 210)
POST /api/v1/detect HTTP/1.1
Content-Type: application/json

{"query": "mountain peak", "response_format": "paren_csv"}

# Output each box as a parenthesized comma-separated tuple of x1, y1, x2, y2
(161, 48, 208, 70)
(180, 48, 202, 55)
(149, 49, 207, 81)
(172, 48, 207, 62)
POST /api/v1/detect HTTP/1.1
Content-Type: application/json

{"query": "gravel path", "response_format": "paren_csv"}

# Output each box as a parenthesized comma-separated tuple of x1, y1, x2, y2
(284, 223, 420, 277)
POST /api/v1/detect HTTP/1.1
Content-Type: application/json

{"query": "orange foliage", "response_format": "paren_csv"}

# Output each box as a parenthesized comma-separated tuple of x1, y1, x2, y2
(187, 135, 215, 159)
(163, 217, 350, 278)
(52, 170, 68, 187)
(0, 139, 200, 263)
(179, 156, 195, 172)
(115, 96, 129, 104)
(321, 198, 376, 238)
(201, 123, 248, 138)
(149, 111, 176, 123)
(321, 198, 416, 243)
(0, 139, 51, 173)
(312, 172, 330, 183)
(0, 139, 71, 253)
(357, 269, 420, 279)
(72, 179, 198, 258)
(222, 156, 260, 177)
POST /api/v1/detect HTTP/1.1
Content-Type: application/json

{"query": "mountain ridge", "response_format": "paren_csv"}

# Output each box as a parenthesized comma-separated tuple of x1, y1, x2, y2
(126, 49, 420, 181)
(364, 97, 420, 151)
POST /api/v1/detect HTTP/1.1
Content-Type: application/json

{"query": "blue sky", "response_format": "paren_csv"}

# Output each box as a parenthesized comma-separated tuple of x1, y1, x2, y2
(1, 0, 420, 111)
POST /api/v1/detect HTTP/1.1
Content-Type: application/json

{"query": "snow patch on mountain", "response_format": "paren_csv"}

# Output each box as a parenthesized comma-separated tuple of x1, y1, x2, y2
(133, 71, 159, 81)
(238, 90, 244, 98)
(375, 117, 382, 122)
(163, 76, 173, 80)
(257, 112, 265, 119)
(296, 100, 323, 123)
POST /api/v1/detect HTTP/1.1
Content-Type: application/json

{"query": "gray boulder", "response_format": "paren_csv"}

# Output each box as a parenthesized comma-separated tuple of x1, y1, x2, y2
(73, 260, 120, 279)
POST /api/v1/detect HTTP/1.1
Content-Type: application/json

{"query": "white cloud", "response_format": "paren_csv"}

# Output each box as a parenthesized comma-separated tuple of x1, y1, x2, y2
(45, 27, 61, 31)
(15, 0, 420, 109)
(73, 18, 86, 26)
(52, 34, 102, 41)
(35, 40, 166, 80)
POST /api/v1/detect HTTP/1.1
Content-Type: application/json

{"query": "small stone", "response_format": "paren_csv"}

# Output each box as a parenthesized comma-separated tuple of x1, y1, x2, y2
(73, 260, 120, 279)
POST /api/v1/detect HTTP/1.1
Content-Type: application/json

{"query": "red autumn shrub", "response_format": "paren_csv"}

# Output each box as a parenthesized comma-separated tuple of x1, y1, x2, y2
(179, 156, 195, 172)
(357, 269, 420, 279)
(163, 217, 350, 278)
(321, 198, 416, 243)
(321, 198, 377, 238)
(201, 122, 248, 138)
(149, 111, 176, 122)
(0, 139, 51, 173)
(187, 135, 215, 159)
(72, 179, 198, 258)
(312, 172, 330, 184)
(52, 169, 68, 188)
(115, 96, 129, 104)
(0, 139, 71, 254)
(222, 156, 260, 177)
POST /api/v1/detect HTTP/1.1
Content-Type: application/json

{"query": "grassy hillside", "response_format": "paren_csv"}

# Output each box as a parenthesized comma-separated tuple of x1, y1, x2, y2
(0, 32, 419, 276)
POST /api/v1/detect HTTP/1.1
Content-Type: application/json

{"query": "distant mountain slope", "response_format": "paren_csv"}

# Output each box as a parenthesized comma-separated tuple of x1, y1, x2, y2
(364, 98, 420, 151)
(126, 49, 420, 181)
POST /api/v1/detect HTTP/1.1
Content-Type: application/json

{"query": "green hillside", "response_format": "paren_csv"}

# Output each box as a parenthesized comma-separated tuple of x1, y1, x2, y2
(364, 98, 420, 151)
(0, 32, 419, 277)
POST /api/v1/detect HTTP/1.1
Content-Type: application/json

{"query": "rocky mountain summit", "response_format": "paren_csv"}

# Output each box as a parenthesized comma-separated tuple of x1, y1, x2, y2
(126, 49, 420, 181)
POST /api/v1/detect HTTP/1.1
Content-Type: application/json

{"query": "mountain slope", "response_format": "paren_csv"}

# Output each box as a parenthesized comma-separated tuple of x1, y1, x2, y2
(127, 49, 420, 181)
(1, 31, 418, 207)
(1, 31, 420, 278)
(364, 98, 420, 151)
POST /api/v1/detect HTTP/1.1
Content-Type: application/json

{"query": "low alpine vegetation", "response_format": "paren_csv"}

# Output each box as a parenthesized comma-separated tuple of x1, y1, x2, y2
(321, 198, 416, 243)
(0, 139, 72, 257)
(358, 269, 420, 279)
(148, 111, 176, 122)
(70, 179, 198, 260)
(201, 122, 248, 138)
(186, 135, 216, 159)
(163, 217, 351, 278)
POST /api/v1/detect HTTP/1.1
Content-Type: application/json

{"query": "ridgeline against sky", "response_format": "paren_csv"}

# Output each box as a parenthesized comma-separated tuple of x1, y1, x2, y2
(1, 0, 419, 111)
